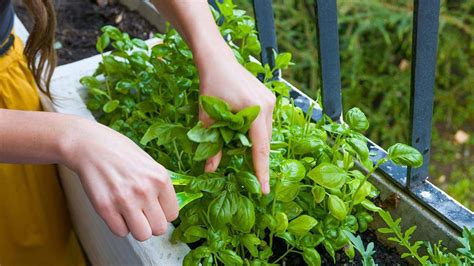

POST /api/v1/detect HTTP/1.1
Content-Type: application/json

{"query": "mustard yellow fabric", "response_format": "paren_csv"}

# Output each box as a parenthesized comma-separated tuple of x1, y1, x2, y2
(0, 35, 85, 265)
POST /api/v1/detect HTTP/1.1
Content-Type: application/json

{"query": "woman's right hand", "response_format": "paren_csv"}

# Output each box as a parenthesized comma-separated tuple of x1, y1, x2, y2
(60, 117, 179, 241)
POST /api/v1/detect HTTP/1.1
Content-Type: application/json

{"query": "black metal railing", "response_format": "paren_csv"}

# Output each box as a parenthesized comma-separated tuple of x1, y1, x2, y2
(211, 0, 474, 232)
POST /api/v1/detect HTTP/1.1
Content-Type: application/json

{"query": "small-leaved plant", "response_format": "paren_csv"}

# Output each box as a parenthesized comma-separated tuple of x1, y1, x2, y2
(82, 0, 427, 265)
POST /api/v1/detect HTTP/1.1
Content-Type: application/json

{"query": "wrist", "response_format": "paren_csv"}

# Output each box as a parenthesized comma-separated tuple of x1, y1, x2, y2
(57, 116, 86, 170)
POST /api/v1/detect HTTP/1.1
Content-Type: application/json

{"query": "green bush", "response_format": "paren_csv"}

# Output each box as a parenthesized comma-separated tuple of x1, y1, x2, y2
(236, 0, 474, 210)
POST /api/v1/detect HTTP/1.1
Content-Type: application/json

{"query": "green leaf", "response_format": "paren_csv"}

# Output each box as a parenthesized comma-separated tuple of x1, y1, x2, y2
(275, 52, 292, 70)
(96, 34, 110, 53)
(200, 95, 232, 121)
(236, 171, 260, 194)
(242, 234, 260, 257)
(176, 192, 203, 210)
(184, 225, 208, 239)
(236, 133, 251, 147)
(232, 196, 255, 233)
(287, 215, 318, 236)
(302, 248, 322, 266)
(80, 76, 101, 88)
(219, 127, 234, 143)
(308, 163, 348, 190)
(140, 123, 185, 146)
(208, 191, 238, 228)
(275, 182, 300, 202)
(361, 199, 382, 212)
(244, 61, 265, 76)
(277, 201, 303, 220)
(328, 194, 348, 221)
(187, 122, 220, 143)
(387, 143, 423, 168)
(347, 137, 369, 160)
(236, 105, 260, 133)
(292, 137, 325, 155)
(352, 180, 373, 205)
(345, 107, 369, 132)
(131, 38, 148, 50)
(275, 212, 288, 233)
(219, 249, 243, 266)
(168, 171, 193, 186)
(194, 141, 222, 161)
(281, 159, 306, 182)
(311, 185, 326, 204)
(103, 99, 119, 113)
(189, 177, 225, 193)
(101, 25, 122, 40)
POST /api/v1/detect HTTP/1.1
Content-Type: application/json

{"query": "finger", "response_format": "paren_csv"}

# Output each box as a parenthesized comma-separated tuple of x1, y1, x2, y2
(157, 176, 180, 222)
(266, 109, 273, 141)
(205, 150, 222, 172)
(199, 107, 213, 127)
(97, 204, 129, 237)
(249, 115, 270, 194)
(121, 209, 152, 241)
(143, 200, 169, 236)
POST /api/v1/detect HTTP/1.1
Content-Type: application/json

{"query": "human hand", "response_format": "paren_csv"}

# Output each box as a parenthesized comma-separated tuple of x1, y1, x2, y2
(197, 53, 276, 194)
(61, 117, 179, 241)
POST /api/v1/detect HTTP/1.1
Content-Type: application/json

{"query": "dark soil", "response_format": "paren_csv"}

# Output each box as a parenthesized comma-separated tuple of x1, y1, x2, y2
(273, 230, 408, 266)
(13, 0, 157, 65)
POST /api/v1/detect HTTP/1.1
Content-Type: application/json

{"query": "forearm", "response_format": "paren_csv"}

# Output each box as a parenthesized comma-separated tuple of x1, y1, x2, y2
(150, 0, 235, 70)
(0, 109, 77, 164)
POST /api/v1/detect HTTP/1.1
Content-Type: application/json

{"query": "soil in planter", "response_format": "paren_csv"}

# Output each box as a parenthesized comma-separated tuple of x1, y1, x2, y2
(272, 229, 408, 266)
(13, 0, 157, 65)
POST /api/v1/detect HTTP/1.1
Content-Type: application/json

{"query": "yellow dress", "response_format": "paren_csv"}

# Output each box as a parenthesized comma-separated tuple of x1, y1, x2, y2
(0, 35, 85, 265)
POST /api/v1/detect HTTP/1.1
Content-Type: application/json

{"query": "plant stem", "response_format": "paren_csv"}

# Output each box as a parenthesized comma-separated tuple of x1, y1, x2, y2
(272, 247, 295, 264)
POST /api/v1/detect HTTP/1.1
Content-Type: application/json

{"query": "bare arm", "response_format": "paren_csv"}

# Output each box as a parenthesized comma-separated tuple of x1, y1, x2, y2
(0, 109, 178, 241)
(152, 0, 275, 194)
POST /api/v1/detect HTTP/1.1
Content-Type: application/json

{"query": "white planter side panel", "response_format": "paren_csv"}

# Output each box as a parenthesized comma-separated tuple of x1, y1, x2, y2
(45, 39, 189, 265)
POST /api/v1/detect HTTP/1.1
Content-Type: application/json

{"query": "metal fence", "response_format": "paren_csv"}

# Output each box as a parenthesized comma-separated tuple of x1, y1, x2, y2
(210, 0, 474, 232)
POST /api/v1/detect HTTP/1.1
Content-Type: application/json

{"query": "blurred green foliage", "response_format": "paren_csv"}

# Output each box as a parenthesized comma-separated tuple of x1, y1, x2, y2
(235, 0, 474, 209)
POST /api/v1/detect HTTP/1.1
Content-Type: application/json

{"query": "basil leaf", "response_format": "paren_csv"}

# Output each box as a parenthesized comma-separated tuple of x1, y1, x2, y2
(232, 196, 255, 233)
(302, 248, 322, 266)
(387, 143, 423, 167)
(96, 33, 110, 53)
(311, 185, 326, 204)
(242, 233, 260, 257)
(208, 191, 238, 228)
(168, 171, 193, 186)
(194, 141, 222, 161)
(361, 199, 382, 212)
(219, 249, 243, 266)
(236, 105, 260, 133)
(236, 171, 260, 194)
(176, 192, 203, 210)
(328, 194, 348, 221)
(308, 162, 348, 190)
(287, 215, 318, 236)
(187, 122, 220, 143)
(131, 38, 148, 50)
(200, 95, 232, 121)
(103, 99, 119, 113)
(346, 137, 369, 160)
(189, 177, 225, 193)
(275, 52, 292, 70)
(345, 107, 369, 132)
(281, 159, 306, 182)
(275, 212, 288, 233)
(140, 123, 186, 146)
